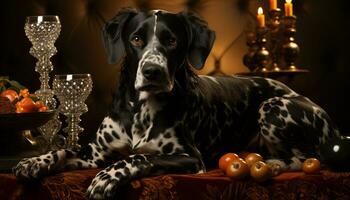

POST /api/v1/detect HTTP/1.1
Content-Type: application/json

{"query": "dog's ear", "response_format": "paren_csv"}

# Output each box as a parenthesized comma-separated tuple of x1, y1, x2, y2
(102, 8, 137, 64)
(179, 12, 216, 70)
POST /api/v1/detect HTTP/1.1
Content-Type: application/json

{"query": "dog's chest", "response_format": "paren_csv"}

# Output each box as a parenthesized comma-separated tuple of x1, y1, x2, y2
(130, 99, 184, 155)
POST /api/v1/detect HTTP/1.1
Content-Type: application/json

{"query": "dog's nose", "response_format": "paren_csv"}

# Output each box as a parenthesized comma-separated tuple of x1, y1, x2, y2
(142, 65, 162, 80)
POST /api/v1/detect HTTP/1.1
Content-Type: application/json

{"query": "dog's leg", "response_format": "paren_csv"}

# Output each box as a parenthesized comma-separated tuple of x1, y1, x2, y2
(13, 116, 131, 179)
(86, 154, 201, 199)
(256, 95, 339, 172)
(13, 149, 74, 179)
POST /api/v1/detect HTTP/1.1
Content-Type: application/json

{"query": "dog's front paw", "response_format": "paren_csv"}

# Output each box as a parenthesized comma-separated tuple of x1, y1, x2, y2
(87, 155, 150, 199)
(86, 167, 122, 200)
(13, 155, 55, 180)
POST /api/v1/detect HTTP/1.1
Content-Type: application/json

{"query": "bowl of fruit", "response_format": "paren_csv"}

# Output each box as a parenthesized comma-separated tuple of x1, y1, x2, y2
(0, 77, 54, 131)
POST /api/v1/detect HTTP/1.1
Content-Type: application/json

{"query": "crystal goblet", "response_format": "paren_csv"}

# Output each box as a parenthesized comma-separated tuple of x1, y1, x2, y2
(53, 74, 93, 150)
(24, 15, 62, 150)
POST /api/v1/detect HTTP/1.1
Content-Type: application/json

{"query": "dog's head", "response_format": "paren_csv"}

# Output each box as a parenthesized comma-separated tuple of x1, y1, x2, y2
(102, 8, 215, 94)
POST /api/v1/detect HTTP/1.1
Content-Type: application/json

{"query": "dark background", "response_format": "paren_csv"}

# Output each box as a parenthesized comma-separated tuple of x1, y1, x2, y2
(1, 0, 349, 145)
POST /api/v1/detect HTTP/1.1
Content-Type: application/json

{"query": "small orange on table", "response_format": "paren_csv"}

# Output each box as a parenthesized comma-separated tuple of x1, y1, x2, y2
(250, 161, 272, 182)
(303, 158, 321, 174)
(226, 158, 250, 179)
(244, 153, 264, 167)
(219, 153, 239, 171)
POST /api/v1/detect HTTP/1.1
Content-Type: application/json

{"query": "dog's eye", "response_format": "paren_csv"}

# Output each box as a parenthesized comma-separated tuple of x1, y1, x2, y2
(168, 37, 177, 48)
(130, 36, 144, 47)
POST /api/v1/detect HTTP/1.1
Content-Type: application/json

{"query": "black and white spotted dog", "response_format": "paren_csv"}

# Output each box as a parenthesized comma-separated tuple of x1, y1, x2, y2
(14, 8, 340, 199)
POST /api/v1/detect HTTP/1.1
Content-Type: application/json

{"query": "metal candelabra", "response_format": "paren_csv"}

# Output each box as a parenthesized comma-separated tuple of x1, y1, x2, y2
(243, 10, 305, 74)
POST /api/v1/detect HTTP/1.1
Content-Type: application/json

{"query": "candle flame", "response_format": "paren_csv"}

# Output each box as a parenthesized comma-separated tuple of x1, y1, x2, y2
(286, 0, 292, 3)
(258, 7, 263, 15)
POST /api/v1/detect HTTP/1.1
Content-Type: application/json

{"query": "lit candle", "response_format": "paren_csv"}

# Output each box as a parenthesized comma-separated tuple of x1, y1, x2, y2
(269, 0, 278, 10)
(257, 7, 265, 27)
(284, 0, 293, 16)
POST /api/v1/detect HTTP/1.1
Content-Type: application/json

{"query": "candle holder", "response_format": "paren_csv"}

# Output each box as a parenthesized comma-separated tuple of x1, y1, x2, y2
(243, 31, 258, 72)
(282, 15, 299, 70)
(253, 27, 270, 72)
(268, 8, 283, 71)
(242, 7, 308, 79)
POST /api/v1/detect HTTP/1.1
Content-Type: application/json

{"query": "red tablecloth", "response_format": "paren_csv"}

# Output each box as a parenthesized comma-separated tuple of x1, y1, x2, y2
(1, 169, 350, 200)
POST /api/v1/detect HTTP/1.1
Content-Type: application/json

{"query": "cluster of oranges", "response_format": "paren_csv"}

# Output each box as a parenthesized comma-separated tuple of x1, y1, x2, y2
(219, 152, 321, 182)
(0, 88, 48, 113)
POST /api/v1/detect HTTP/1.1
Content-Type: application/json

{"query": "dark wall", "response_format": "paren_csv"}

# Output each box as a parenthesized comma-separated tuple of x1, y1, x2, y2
(290, 0, 349, 134)
(0, 0, 349, 146)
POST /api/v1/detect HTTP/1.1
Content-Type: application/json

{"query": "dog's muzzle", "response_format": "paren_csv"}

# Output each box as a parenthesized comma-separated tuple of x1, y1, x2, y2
(135, 51, 172, 93)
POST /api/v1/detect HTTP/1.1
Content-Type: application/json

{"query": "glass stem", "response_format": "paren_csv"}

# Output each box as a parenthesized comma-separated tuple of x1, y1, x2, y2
(65, 113, 83, 150)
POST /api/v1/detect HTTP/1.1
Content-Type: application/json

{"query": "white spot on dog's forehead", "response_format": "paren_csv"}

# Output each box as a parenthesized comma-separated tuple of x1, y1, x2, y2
(153, 13, 157, 34)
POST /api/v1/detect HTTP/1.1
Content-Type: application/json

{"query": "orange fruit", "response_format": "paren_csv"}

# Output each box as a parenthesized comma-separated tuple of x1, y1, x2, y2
(219, 153, 239, 171)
